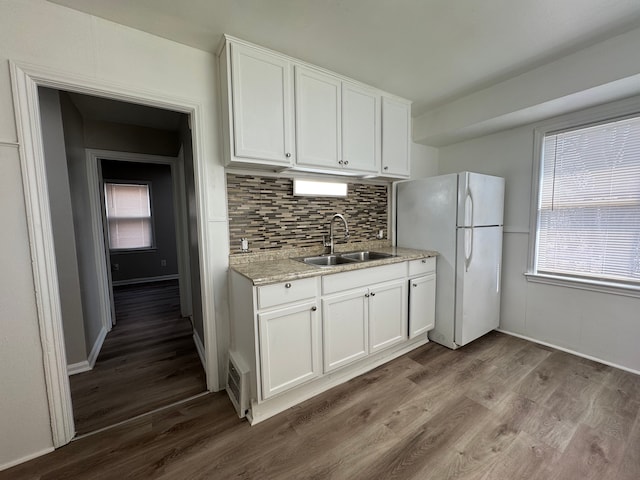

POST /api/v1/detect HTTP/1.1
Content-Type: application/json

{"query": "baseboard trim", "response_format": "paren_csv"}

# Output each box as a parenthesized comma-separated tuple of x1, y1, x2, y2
(67, 326, 107, 376)
(193, 330, 206, 370)
(112, 274, 179, 287)
(0, 446, 55, 472)
(67, 360, 91, 376)
(87, 327, 108, 368)
(496, 329, 640, 376)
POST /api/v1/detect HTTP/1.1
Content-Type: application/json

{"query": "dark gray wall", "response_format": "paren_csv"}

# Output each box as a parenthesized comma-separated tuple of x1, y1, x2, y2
(180, 117, 204, 342)
(60, 92, 105, 358)
(39, 88, 88, 365)
(101, 160, 179, 283)
(84, 119, 181, 156)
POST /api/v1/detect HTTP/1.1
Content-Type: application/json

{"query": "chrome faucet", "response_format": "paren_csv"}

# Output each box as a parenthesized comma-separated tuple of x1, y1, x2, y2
(324, 213, 350, 254)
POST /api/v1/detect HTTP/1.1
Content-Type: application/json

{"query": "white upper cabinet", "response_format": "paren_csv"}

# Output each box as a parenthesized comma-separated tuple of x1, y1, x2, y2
(381, 96, 411, 177)
(219, 36, 410, 177)
(295, 66, 342, 170)
(342, 82, 380, 174)
(223, 42, 294, 167)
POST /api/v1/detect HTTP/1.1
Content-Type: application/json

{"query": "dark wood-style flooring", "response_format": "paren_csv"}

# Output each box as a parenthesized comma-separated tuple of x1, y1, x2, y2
(68, 280, 206, 434)
(5, 331, 640, 479)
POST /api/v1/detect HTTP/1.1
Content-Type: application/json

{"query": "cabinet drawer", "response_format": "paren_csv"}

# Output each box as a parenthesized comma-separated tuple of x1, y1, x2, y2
(322, 262, 406, 295)
(408, 257, 436, 277)
(257, 277, 317, 310)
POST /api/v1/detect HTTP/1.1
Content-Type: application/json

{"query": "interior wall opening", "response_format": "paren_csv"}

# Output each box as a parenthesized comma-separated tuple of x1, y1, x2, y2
(37, 87, 209, 435)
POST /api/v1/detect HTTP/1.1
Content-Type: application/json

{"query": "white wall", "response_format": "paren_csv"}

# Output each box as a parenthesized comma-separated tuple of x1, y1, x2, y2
(438, 121, 640, 373)
(0, 0, 226, 469)
(409, 142, 438, 179)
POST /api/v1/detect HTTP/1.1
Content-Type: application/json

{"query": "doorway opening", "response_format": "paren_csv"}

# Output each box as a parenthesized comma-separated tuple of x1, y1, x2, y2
(37, 87, 207, 435)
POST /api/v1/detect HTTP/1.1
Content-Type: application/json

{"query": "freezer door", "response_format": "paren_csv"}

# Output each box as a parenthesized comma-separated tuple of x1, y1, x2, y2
(457, 172, 505, 227)
(454, 226, 502, 346)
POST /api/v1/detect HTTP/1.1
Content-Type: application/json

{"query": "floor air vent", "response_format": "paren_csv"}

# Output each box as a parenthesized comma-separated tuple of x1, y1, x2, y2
(226, 351, 249, 418)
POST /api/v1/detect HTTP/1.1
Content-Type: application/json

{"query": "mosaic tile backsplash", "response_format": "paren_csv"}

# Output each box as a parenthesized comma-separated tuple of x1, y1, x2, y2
(226, 174, 389, 253)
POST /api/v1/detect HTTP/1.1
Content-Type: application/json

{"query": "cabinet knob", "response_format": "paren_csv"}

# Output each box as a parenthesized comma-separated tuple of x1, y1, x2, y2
(344, 160, 349, 165)
(421, 259, 426, 263)
(285, 283, 292, 288)
(285, 153, 291, 158)
(364, 293, 369, 298)
(413, 283, 418, 287)
(370, 292, 376, 296)
(338, 160, 344, 165)
(311, 306, 317, 311)
(384, 166, 389, 171)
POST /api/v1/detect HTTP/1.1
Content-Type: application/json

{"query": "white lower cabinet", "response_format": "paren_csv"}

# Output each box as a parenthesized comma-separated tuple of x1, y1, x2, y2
(259, 300, 321, 399)
(228, 257, 435, 423)
(323, 278, 408, 372)
(409, 274, 436, 338)
(322, 288, 368, 372)
(369, 279, 408, 353)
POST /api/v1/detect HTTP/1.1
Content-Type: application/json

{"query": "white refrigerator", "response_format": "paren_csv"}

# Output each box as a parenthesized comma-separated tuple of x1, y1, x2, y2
(396, 172, 505, 349)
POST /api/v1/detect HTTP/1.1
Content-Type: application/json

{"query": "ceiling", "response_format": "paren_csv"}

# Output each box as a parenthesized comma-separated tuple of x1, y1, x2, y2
(49, 0, 640, 116)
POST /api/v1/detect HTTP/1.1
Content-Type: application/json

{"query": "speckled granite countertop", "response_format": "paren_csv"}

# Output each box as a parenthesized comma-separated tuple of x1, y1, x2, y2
(230, 246, 438, 286)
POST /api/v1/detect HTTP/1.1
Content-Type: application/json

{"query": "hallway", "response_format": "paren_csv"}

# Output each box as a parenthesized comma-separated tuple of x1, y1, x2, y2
(69, 280, 206, 435)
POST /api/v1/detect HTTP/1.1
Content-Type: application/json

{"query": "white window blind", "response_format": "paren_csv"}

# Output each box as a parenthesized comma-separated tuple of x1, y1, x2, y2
(105, 183, 153, 250)
(536, 114, 640, 285)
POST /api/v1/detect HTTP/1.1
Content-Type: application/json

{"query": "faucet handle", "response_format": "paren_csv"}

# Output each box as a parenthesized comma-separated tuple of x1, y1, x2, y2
(322, 235, 331, 247)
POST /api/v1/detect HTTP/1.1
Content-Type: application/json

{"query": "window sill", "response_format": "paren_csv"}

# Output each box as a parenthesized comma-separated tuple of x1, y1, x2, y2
(524, 272, 640, 299)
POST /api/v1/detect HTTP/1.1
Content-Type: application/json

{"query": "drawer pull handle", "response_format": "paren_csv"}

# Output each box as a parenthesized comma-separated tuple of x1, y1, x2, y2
(311, 306, 317, 311)
(285, 283, 292, 288)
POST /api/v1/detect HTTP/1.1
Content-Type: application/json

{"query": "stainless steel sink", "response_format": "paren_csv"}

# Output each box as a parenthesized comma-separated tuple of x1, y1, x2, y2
(300, 255, 360, 267)
(297, 251, 396, 267)
(340, 251, 395, 261)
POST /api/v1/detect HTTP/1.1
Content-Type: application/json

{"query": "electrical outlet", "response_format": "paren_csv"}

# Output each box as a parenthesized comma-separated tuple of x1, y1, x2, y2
(161, 259, 167, 267)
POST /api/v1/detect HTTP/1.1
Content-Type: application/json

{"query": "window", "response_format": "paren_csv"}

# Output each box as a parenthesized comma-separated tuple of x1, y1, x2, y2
(531, 113, 640, 289)
(104, 182, 153, 250)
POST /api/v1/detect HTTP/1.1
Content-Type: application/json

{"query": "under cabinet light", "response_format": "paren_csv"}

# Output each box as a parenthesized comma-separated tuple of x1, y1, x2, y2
(293, 178, 348, 197)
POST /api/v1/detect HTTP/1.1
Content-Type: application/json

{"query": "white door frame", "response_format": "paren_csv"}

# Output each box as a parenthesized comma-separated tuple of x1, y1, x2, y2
(9, 61, 218, 447)
(87, 149, 193, 321)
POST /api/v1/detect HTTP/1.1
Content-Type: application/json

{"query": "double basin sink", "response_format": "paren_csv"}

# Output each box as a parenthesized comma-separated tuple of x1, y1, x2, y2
(297, 250, 396, 267)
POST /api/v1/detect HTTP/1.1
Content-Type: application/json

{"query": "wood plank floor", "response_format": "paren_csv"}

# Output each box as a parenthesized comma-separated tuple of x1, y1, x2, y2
(4, 331, 640, 479)
(68, 280, 206, 435)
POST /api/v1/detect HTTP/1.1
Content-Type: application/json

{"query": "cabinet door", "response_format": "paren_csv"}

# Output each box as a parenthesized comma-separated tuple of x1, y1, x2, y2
(369, 279, 407, 353)
(342, 82, 380, 174)
(259, 301, 320, 399)
(231, 43, 294, 166)
(322, 289, 368, 372)
(409, 275, 436, 338)
(295, 66, 341, 169)
(381, 96, 411, 177)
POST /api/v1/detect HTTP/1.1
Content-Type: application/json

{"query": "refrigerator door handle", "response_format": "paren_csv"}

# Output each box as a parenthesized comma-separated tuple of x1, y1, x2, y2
(464, 227, 473, 272)
(496, 262, 501, 293)
(465, 186, 474, 227)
